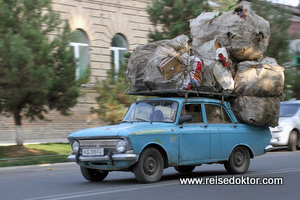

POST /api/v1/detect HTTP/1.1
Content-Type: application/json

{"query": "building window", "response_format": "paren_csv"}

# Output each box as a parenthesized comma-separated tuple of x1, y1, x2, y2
(70, 29, 89, 79)
(110, 33, 128, 78)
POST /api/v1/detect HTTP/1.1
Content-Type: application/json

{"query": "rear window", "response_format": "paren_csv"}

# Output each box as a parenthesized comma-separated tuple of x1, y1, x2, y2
(205, 104, 233, 124)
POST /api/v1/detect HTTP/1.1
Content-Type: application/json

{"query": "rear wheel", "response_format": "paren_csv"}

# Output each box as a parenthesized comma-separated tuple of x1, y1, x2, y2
(224, 146, 250, 174)
(174, 166, 196, 173)
(288, 130, 298, 151)
(80, 166, 109, 182)
(133, 147, 164, 183)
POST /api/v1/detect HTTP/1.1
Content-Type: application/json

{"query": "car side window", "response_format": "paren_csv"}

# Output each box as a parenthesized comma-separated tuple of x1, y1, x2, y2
(205, 104, 232, 124)
(181, 104, 203, 123)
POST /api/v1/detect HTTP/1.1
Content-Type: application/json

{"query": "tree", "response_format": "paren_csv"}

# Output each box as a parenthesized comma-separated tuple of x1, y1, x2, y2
(284, 66, 298, 100)
(146, 0, 211, 41)
(251, 0, 292, 65)
(92, 53, 135, 125)
(251, 0, 299, 100)
(0, 0, 83, 145)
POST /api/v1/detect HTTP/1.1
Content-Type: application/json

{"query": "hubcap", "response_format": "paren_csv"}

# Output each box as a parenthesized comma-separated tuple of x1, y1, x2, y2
(234, 150, 244, 167)
(144, 156, 157, 176)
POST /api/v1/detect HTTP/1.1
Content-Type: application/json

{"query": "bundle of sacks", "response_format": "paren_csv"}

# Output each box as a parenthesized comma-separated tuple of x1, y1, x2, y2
(190, 6, 284, 127)
(127, 5, 284, 127)
(127, 35, 203, 92)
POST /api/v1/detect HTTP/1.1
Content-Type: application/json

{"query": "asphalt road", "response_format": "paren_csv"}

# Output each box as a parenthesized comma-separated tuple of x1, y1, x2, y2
(0, 150, 300, 200)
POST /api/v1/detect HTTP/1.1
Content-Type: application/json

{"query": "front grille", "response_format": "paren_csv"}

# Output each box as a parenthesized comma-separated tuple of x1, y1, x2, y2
(79, 139, 119, 148)
(78, 139, 120, 155)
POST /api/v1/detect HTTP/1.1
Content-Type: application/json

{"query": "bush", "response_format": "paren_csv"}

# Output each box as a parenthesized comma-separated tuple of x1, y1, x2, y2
(92, 53, 135, 124)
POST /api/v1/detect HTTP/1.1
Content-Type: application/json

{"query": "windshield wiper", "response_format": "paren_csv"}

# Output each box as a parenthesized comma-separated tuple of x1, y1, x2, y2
(135, 118, 149, 122)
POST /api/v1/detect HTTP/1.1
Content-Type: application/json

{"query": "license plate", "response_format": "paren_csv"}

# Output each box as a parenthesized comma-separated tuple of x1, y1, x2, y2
(82, 148, 104, 156)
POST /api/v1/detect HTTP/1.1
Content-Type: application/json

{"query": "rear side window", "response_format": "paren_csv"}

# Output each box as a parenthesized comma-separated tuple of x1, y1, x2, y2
(205, 104, 232, 124)
(279, 104, 300, 117)
(181, 104, 203, 123)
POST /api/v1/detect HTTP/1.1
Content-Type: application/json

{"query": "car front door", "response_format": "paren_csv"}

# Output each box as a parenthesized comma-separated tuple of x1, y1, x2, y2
(178, 103, 210, 165)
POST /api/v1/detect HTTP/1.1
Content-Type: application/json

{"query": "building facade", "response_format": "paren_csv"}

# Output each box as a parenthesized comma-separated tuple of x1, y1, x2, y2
(0, 0, 153, 143)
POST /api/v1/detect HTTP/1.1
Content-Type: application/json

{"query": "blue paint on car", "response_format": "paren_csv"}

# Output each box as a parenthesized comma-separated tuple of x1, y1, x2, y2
(68, 97, 272, 183)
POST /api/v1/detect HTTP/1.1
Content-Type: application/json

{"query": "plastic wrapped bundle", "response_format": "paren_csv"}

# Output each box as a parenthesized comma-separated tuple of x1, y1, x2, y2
(143, 45, 185, 90)
(192, 39, 235, 91)
(190, 6, 270, 61)
(181, 55, 203, 90)
(232, 96, 282, 127)
(234, 57, 284, 97)
(127, 35, 189, 92)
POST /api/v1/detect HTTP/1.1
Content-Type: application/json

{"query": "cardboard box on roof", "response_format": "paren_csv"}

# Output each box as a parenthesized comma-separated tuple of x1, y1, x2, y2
(158, 53, 183, 80)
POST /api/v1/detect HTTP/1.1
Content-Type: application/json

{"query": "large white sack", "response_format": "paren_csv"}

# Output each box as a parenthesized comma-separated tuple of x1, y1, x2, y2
(190, 6, 270, 61)
(143, 47, 203, 91)
(234, 57, 285, 97)
(127, 35, 189, 92)
(143, 45, 184, 90)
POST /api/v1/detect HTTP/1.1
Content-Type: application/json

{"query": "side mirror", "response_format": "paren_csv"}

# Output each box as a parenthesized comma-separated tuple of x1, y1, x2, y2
(178, 115, 192, 124)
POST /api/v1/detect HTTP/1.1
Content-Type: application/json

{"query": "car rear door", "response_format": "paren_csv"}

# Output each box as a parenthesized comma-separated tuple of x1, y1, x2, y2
(203, 103, 239, 160)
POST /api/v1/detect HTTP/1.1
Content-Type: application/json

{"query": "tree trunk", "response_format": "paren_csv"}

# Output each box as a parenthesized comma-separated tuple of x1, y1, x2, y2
(13, 111, 23, 146)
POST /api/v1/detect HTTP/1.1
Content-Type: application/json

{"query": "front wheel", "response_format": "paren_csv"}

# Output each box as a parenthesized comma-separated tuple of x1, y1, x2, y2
(224, 146, 250, 174)
(288, 130, 298, 151)
(133, 147, 164, 183)
(80, 166, 109, 182)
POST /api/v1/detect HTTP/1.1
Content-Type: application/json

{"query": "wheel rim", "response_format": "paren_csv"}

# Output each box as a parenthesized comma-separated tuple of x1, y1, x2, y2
(143, 154, 159, 177)
(233, 149, 245, 168)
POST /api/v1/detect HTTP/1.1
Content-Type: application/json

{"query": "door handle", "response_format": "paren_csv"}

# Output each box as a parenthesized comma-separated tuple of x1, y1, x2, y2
(200, 125, 208, 128)
(230, 125, 237, 128)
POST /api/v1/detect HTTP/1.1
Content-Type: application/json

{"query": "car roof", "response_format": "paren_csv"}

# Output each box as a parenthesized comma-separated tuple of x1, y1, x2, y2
(281, 100, 300, 105)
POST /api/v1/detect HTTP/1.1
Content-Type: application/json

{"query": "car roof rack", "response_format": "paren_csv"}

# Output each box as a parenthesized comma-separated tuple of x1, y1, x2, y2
(126, 89, 237, 102)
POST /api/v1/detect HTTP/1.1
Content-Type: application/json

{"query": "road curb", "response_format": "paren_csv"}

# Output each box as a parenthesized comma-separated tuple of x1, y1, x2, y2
(0, 162, 74, 172)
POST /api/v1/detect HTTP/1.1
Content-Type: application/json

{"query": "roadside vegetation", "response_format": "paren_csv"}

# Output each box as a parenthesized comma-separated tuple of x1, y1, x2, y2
(0, 143, 71, 167)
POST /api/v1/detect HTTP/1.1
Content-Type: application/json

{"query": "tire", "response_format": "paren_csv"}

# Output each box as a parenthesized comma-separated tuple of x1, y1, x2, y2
(174, 166, 196, 173)
(224, 146, 250, 174)
(80, 166, 109, 182)
(133, 147, 164, 183)
(288, 130, 298, 151)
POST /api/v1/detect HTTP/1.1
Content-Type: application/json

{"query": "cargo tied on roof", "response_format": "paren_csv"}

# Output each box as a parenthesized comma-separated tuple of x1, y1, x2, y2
(190, 6, 270, 62)
(126, 5, 284, 128)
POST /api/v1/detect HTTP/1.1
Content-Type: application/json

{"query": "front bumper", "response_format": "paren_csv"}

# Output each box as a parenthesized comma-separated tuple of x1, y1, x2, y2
(270, 131, 290, 146)
(68, 154, 137, 162)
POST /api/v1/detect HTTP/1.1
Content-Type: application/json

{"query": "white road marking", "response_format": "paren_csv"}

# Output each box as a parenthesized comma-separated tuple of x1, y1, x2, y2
(22, 181, 178, 200)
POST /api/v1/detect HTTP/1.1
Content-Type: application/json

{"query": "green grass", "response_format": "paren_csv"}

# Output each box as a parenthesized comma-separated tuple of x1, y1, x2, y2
(0, 143, 72, 167)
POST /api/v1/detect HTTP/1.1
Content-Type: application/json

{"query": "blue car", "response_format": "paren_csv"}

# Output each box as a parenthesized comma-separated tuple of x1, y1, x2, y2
(68, 96, 272, 183)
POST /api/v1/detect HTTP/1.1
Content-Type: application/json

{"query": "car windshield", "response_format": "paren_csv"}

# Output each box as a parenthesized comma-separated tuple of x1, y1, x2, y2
(279, 104, 299, 117)
(122, 100, 178, 123)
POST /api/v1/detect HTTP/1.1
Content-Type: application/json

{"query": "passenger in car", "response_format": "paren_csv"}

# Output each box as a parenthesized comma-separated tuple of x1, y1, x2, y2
(207, 108, 223, 123)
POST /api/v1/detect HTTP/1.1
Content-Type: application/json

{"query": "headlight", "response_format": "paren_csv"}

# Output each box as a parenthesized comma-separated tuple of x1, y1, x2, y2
(116, 140, 127, 153)
(72, 141, 79, 153)
(272, 125, 284, 133)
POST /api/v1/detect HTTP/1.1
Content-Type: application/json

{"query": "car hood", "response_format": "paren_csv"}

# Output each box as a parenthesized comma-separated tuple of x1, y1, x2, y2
(270, 117, 293, 130)
(278, 117, 293, 126)
(68, 123, 171, 140)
